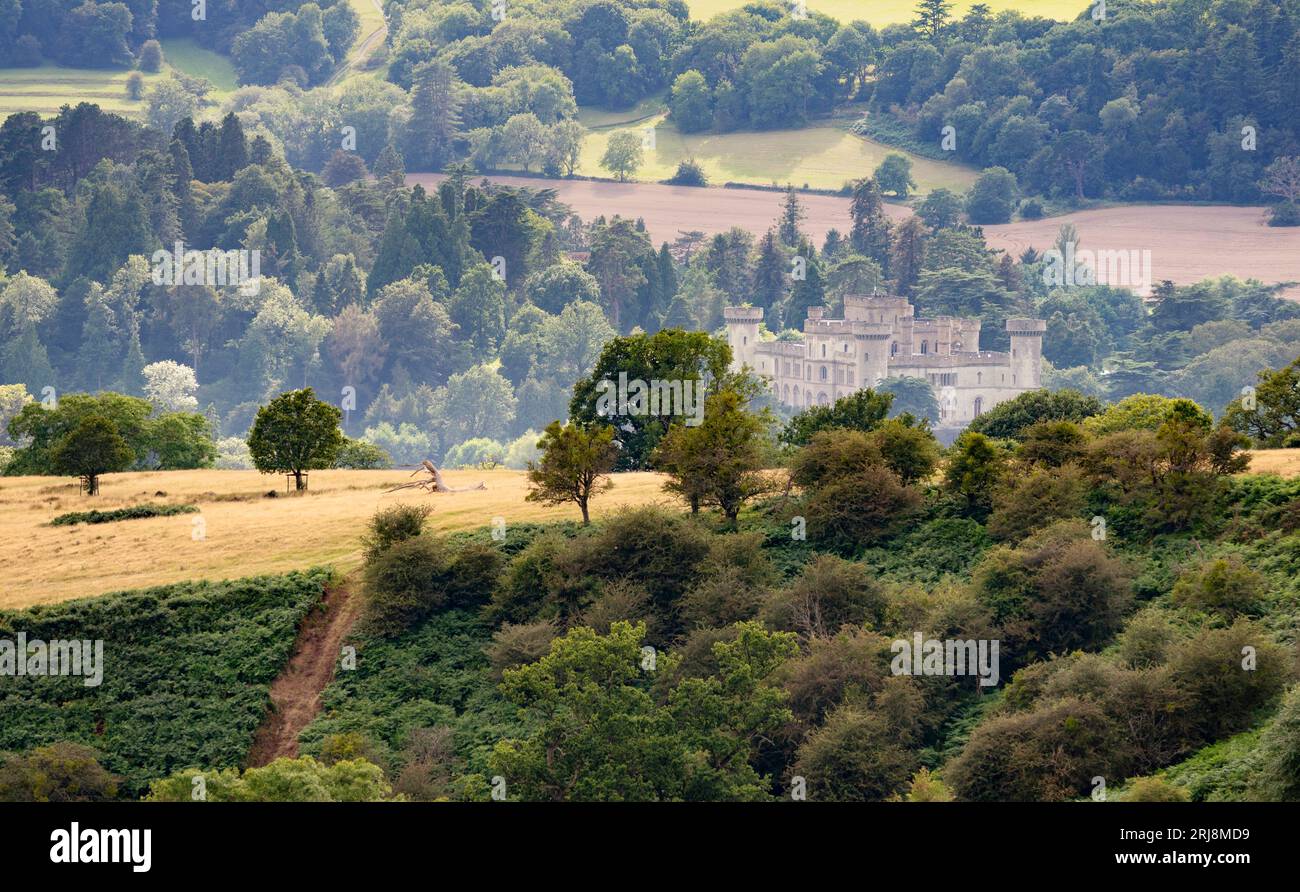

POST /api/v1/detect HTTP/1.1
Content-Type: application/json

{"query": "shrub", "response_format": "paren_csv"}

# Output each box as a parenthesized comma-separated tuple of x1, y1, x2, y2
(1121, 776, 1190, 802)
(362, 504, 431, 560)
(362, 534, 496, 636)
(986, 463, 1088, 542)
(763, 554, 886, 639)
(0, 742, 118, 802)
(946, 697, 1130, 801)
(49, 503, 199, 526)
(1171, 556, 1265, 618)
(485, 621, 558, 679)
(664, 157, 708, 187)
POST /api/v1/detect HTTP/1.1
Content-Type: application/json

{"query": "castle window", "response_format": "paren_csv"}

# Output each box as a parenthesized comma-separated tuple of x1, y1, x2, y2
(890, 342, 898, 356)
(743, 336, 747, 345)
(974, 397, 984, 417)
(819, 366, 828, 381)
(821, 344, 827, 358)
(977, 371, 982, 384)
(921, 341, 928, 354)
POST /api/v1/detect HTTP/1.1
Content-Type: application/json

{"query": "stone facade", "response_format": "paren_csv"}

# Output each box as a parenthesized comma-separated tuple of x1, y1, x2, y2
(724, 297, 1047, 429)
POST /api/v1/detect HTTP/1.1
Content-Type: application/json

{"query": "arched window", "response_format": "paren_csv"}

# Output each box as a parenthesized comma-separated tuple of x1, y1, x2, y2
(891, 342, 898, 356)
(742, 336, 747, 345)
(821, 344, 827, 358)
(921, 341, 928, 354)
(977, 371, 982, 384)
(974, 397, 984, 417)
(819, 366, 828, 381)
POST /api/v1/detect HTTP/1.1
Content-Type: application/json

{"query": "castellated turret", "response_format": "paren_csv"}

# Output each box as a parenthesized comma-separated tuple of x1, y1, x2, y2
(724, 305, 763, 374)
(1006, 318, 1047, 389)
(723, 296, 1049, 433)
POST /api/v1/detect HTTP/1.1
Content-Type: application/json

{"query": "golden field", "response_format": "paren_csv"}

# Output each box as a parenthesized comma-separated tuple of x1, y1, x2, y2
(0, 468, 675, 610)
(3, 450, 1299, 610)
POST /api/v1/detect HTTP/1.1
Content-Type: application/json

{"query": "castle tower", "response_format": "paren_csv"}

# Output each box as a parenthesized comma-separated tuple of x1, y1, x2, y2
(1006, 318, 1047, 388)
(724, 306, 763, 373)
(853, 323, 893, 388)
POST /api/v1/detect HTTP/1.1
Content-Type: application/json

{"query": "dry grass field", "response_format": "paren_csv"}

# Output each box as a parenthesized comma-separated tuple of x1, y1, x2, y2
(0, 468, 675, 610)
(1245, 449, 1300, 478)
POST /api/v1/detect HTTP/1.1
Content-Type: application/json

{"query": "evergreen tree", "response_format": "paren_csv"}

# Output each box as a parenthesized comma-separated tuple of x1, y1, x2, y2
(405, 59, 462, 171)
(849, 177, 892, 276)
(778, 187, 806, 247)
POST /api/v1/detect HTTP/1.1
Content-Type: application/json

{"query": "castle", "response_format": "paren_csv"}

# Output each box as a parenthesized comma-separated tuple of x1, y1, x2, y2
(724, 297, 1047, 429)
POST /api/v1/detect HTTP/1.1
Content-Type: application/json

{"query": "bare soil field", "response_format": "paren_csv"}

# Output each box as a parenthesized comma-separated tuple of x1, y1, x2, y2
(413, 173, 1300, 299)
(0, 468, 674, 609)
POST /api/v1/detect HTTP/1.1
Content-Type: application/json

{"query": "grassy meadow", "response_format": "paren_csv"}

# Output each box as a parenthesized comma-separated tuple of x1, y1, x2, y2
(0, 38, 235, 121)
(0, 468, 676, 609)
(576, 109, 979, 192)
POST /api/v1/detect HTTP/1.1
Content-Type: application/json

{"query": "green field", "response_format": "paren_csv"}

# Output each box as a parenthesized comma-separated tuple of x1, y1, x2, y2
(160, 37, 238, 93)
(0, 38, 235, 121)
(576, 109, 978, 192)
(0, 64, 165, 119)
(688, 0, 1092, 24)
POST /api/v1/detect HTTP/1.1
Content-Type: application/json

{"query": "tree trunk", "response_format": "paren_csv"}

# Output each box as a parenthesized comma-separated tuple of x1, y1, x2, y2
(295, 470, 306, 491)
(580, 498, 590, 525)
(85, 474, 99, 496)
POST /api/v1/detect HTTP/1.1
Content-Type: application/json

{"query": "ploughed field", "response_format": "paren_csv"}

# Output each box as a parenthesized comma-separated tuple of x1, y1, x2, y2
(413, 173, 1300, 300)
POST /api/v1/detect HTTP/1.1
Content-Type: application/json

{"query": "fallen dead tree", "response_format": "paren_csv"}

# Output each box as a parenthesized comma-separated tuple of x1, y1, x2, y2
(385, 460, 486, 494)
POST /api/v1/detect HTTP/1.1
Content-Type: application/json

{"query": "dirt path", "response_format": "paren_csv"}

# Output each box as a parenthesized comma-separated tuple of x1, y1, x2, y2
(246, 578, 363, 766)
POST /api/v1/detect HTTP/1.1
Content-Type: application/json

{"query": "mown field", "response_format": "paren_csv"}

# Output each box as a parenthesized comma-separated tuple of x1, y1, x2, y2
(0, 38, 236, 120)
(576, 108, 979, 193)
(0, 468, 675, 609)
(687, 0, 1093, 24)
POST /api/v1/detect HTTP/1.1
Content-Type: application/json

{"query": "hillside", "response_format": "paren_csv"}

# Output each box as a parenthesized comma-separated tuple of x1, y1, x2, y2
(0, 469, 675, 609)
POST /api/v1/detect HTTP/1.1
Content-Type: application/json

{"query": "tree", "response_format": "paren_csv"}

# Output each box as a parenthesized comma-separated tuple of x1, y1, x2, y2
(142, 360, 199, 414)
(916, 188, 963, 229)
(782, 388, 893, 446)
(913, 0, 954, 43)
(874, 153, 916, 198)
(965, 166, 1017, 224)
(526, 421, 618, 524)
(600, 130, 644, 182)
(51, 415, 134, 496)
(405, 59, 462, 170)
(137, 38, 163, 72)
(437, 363, 517, 444)
(1261, 156, 1300, 225)
(877, 376, 940, 426)
(655, 390, 771, 522)
(670, 70, 712, 133)
(247, 388, 345, 491)
(967, 389, 1104, 440)
(322, 149, 369, 187)
(943, 430, 1005, 516)
(125, 71, 144, 101)
(1224, 357, 1300, 447)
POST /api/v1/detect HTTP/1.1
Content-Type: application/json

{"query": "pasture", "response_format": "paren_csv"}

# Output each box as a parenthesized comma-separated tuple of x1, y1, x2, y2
(0, 468, 675, 609)
(576, 110, 979, 193)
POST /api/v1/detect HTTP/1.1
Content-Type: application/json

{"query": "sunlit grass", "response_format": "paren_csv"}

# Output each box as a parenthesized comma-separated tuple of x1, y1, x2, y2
(0, 468, 676, 609)
(576, 111, 978, 192)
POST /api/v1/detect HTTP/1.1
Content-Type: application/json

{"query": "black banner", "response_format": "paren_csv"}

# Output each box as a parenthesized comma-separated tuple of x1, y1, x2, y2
(4, 802, 1284, 879)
